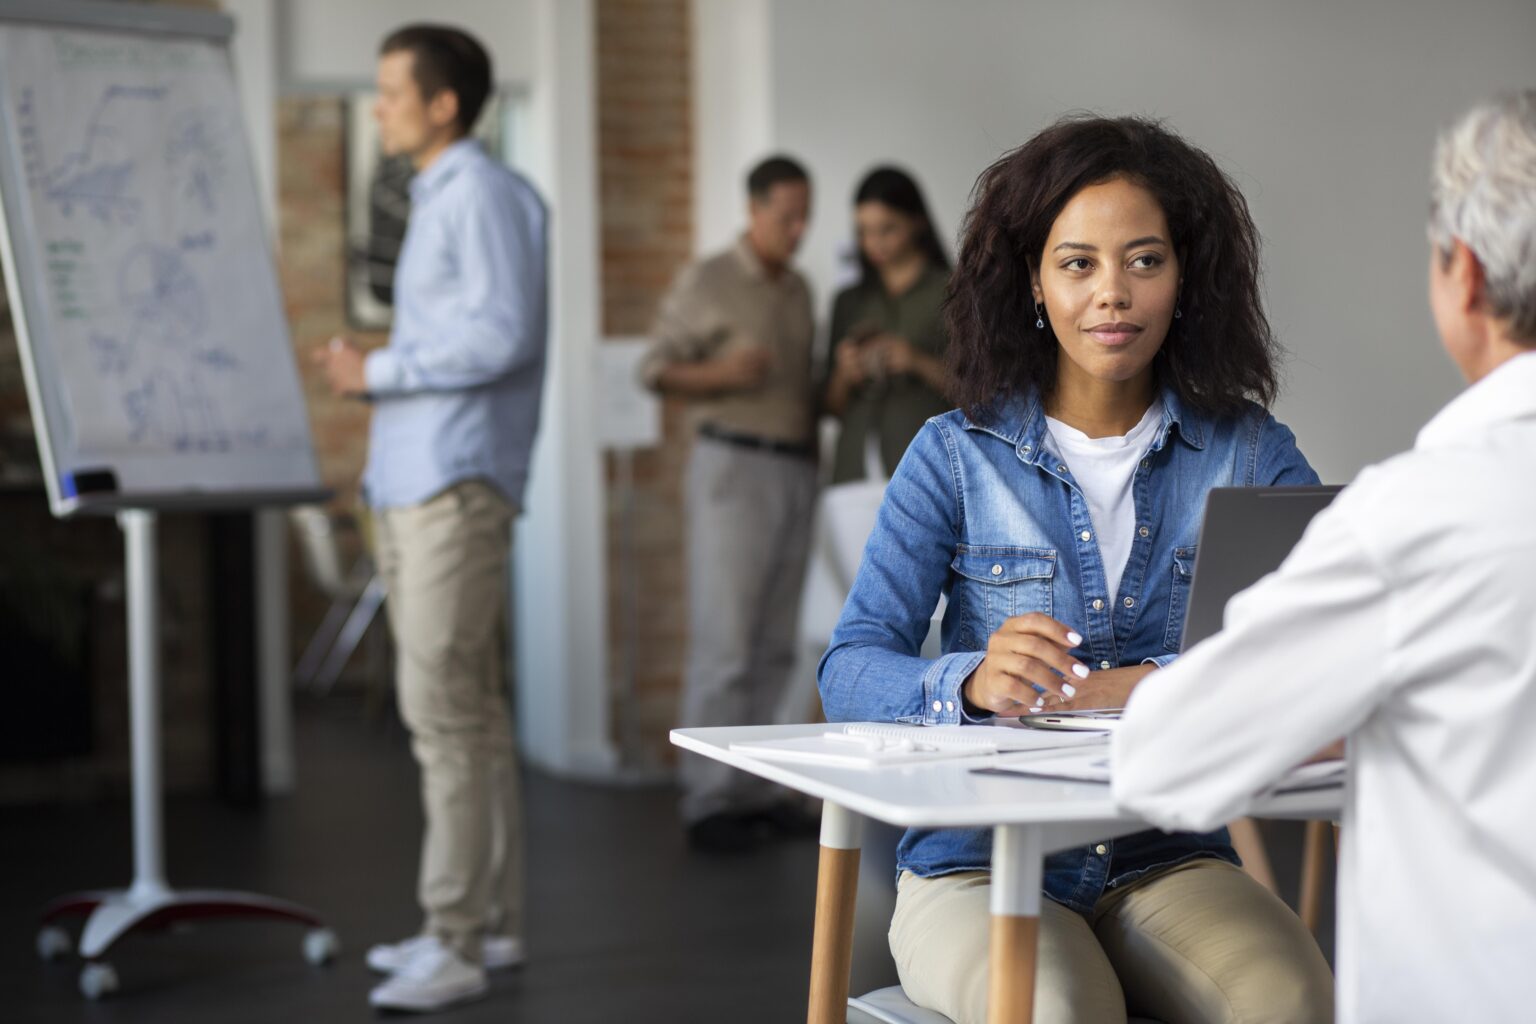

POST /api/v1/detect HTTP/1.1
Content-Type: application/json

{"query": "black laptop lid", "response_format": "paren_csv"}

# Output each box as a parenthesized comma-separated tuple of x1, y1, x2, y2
(1179, 486, 1344, 650)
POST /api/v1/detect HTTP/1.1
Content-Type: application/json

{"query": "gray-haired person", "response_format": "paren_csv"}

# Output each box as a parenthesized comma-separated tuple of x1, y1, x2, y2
(1115, 91, 1536, 1024)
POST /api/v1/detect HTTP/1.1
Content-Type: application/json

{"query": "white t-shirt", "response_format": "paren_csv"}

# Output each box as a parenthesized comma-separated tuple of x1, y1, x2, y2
(1044, 400, 1163, 604)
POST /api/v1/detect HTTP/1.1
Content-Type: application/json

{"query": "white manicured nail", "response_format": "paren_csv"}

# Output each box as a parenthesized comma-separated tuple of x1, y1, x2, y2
(1066, 631, 1083, 646)
(1030, 700, 1044, 711)
(1062, 684, 1077, 697)
(1072, 663, 1090, 679)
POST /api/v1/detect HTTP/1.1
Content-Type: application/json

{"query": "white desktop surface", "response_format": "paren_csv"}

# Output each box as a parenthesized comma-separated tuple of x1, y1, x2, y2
(672, 723, 1341, 833)
(673, 722, 1343, 1024)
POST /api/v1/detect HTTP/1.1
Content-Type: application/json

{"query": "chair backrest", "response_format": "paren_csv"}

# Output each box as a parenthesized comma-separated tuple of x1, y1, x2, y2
(289, 505, 365, 599)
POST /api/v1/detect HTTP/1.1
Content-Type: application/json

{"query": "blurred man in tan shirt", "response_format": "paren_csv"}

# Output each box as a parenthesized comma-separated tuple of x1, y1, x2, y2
(640, 156, 818, 853)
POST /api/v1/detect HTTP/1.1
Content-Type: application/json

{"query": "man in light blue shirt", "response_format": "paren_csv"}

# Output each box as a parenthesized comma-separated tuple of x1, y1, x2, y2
(314, 24, 545, 1014)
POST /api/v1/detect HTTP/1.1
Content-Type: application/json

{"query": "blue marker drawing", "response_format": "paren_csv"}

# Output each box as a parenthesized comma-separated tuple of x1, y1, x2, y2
(196, 348, 240, 371)
(165, 108, 226, 215)
(24, 84, 168, 224)
(123, 367, 231, 450)
(89, 332, 131, 375)
(117, 242, 208, 350)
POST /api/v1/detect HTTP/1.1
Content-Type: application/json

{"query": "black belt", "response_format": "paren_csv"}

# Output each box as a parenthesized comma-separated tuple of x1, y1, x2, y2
(698, 423, 814, 459)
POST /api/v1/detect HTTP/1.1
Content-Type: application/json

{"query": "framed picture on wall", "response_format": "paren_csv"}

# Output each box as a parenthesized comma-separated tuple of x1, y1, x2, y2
(343, 91, 528, 331)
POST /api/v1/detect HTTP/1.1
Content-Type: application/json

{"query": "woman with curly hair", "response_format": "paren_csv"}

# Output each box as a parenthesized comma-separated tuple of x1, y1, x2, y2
(818, 115, 1335, 1024)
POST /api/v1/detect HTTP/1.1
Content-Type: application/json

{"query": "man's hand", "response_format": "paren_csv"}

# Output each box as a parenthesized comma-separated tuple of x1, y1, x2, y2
(713, 346, 773, 393)
(312, 336, 368, 397)
(1042, 663, 1156, 714)
(962, 613, 1089, 717)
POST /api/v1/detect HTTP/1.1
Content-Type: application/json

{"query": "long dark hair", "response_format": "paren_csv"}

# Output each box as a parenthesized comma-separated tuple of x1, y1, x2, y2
(945, 115, 1279, 422)
(853, 166, 951, 289)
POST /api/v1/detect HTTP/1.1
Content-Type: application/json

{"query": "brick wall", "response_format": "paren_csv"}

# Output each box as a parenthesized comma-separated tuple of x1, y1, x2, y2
(596, 0, 695, 764)
(277, 97, 381, 514)
(274, 95, 380, 674)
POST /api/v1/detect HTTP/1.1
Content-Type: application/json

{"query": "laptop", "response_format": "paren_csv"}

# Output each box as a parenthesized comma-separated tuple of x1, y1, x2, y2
(1019, 484, 1341, 732)
(1180, 485, 1343, 648)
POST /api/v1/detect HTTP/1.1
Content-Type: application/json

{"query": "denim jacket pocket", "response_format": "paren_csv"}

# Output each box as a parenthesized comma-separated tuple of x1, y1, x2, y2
(1162, 545, 1198, 651)
(951, 546, 1056, 642)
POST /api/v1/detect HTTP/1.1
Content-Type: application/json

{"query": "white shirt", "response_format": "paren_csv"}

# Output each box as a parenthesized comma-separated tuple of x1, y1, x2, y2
(1112, 351, 1536, 1024)
(1046, 400, 1163, 604)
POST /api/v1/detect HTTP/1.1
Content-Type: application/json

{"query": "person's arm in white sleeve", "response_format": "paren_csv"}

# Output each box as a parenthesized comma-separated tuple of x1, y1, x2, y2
(1112, 488, 1394, 831)
(367, 182, 545, 395)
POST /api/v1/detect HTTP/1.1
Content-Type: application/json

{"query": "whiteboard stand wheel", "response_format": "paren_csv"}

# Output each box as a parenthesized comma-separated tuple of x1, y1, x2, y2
(79, 962, 118, 1000)
(37, 925, 72, 962)
(303, 928, 339, 966)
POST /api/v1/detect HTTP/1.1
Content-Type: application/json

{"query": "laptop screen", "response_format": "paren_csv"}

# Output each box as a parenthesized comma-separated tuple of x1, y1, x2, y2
(1179, 486, 1343, 649)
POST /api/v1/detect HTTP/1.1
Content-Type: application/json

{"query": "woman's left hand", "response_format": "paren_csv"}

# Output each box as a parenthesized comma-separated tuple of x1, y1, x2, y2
(1032, 663, 1156, 714)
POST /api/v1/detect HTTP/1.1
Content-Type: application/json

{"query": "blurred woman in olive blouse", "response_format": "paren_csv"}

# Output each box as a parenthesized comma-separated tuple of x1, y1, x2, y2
(823, 167, 952, 483)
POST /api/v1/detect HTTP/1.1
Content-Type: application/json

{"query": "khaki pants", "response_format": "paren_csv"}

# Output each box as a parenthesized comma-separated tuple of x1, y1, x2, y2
(890, 859, 1334, 1024)
(374, 480, 522, 960)
(678, 436, 817, 822)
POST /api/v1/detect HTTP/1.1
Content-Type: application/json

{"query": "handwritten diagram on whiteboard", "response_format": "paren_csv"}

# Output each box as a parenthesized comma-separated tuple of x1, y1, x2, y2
(0, 25, 308, 459)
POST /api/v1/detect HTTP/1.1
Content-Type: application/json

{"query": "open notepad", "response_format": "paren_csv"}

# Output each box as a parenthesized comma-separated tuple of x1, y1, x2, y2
(730, 722, 1106, 770)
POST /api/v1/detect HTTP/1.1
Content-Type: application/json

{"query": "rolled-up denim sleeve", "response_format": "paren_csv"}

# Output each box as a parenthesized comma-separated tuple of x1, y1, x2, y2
(818, 419, 975, 725)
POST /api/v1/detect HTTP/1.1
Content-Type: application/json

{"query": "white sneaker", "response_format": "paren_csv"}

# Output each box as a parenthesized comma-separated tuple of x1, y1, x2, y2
(367, 937, 488, 1012)
(368, 933, 526, 974)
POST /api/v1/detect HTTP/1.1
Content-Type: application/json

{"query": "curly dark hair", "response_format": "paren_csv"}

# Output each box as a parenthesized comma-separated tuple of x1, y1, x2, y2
(946, 114, 1279, 422)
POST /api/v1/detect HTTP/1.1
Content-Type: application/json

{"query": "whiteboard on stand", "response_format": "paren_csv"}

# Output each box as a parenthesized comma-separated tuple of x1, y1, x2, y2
(0, 0, 323, 516)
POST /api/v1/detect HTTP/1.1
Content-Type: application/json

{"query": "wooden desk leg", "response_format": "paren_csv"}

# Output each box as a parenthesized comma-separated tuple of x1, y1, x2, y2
(989, 824, 1044, 1024)
(807, 801, 862, 1024)
(1299, 819, 1334, 935)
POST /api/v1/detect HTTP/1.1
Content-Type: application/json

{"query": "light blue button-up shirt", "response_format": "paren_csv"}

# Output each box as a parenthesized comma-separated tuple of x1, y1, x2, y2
(362, 138, 548, 510)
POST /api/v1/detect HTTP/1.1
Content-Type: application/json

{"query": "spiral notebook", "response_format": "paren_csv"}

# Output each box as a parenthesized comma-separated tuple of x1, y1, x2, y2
(730, 722, 1105, 770)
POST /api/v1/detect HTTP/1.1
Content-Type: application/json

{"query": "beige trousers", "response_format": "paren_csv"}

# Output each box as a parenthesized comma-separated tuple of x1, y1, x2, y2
(890, 859, 1334, 1024)
(678, 437, 817, 822)
(374, 480, 522, 960)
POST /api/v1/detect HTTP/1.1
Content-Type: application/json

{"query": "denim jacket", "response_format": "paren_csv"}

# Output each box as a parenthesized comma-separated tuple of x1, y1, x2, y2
(817, 386, 1319, 913)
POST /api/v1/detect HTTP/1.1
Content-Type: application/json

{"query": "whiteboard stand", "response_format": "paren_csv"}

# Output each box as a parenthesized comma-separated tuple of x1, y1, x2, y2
(35, 510, 338, 1000)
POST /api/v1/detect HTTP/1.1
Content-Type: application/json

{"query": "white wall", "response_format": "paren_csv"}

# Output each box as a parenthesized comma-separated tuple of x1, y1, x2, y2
(702, 0, 1536, 483)
(277, 0, 536, 89)
(691, 0, 772, 256)
(512, 0, 617, 778)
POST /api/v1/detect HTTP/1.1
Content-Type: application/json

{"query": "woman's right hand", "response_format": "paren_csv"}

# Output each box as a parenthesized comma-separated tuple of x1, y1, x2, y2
(962, 613, 1090, 716)
(833, 338, 867, 388)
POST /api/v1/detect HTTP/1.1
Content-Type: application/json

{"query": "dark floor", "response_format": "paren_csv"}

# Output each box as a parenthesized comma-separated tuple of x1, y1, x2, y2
(2, 697, 1333, 1023)
(2, 696, 824, 1023)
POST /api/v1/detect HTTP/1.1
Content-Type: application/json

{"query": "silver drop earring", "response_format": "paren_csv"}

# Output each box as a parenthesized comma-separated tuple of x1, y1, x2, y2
(1174, 306, 1183, 319)
(1034, 302, 1045, 329)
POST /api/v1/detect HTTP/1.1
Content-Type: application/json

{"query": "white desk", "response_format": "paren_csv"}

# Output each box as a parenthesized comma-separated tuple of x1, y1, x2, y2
(672, 723, 1342, 1024)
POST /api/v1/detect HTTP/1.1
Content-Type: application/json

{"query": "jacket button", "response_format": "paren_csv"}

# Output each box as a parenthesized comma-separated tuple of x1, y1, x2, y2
(1095, 844, 1108, 855)
(1138, 526, 1149, 538)
(1080, 530, 1092, 542)
(945, 701, 955, 713)
(1100, 661, 1111, 670)
(991, 564, 1003, 576)
(1057, 464, 1068, 473)
(1092, 599, 1104, 611)
(1124, 597, 1135, 608)
(932, 700, 943, 712)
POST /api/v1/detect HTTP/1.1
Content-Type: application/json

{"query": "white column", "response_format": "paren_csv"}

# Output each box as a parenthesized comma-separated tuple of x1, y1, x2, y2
(690, 0, 773, 254)
(226, 0, 295, 794)
(512, 0, 618, 777)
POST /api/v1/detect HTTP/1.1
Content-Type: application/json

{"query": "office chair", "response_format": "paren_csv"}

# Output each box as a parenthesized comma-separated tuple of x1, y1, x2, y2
(289, 505, 387, 695)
